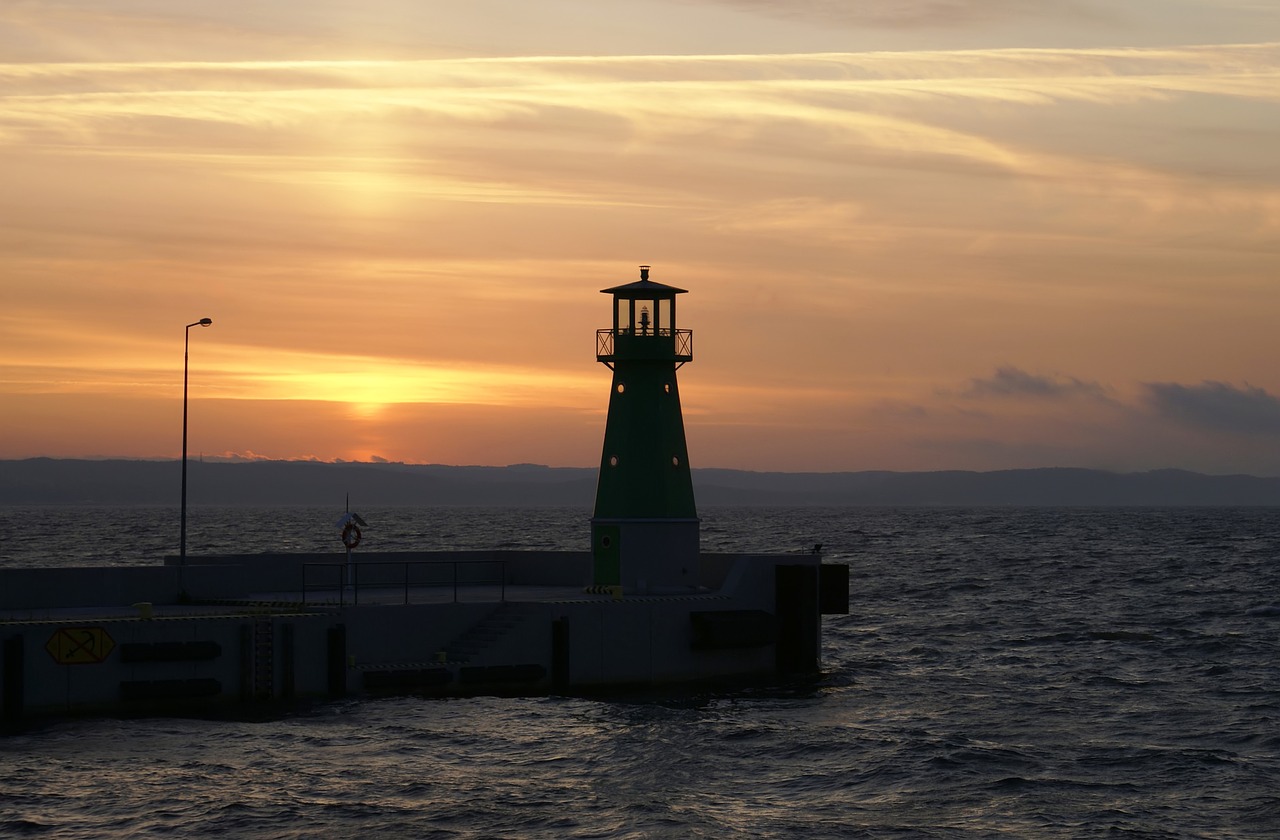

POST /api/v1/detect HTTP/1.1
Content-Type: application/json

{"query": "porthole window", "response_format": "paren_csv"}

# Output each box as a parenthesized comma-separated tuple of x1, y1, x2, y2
(609, 455, 619, 467)
(616, 383, 626, 394)
(672, 456, 680, 467)
(601, 536, 612, 549)
(663, 383, 671, 394)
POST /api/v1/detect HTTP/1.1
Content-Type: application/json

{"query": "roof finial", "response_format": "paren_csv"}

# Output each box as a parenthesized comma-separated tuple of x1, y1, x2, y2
(639, 265, 650, 281)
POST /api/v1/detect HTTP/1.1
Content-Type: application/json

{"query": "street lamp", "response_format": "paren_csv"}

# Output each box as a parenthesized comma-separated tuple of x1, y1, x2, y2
(181, 317, 213, 567)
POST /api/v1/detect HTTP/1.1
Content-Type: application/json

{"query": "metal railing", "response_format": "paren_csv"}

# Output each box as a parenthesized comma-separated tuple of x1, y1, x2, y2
(674, 329, 693, 357)
(302, 560, 507, 606)
(596, 328, 693, 360)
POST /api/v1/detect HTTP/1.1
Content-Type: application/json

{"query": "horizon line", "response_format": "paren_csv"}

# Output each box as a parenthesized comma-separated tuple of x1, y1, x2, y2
(3, 456, 1277, 480)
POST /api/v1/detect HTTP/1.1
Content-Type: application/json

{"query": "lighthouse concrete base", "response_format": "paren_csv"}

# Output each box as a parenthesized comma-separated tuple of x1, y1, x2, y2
(590, 517, 700, 594)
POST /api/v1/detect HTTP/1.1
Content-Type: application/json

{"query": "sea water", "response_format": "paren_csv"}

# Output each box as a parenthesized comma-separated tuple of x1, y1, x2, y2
(2, 506, 1279, 838)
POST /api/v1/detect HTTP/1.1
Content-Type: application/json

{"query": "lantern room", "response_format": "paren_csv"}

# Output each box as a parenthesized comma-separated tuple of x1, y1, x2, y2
(597, 265, 693, 366)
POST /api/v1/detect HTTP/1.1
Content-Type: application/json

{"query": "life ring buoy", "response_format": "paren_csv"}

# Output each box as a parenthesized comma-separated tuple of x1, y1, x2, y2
(341, 522, 362, 549)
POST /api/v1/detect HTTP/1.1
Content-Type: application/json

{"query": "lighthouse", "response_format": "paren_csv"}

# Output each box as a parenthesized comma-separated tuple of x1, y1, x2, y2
(591, 266, 699, 593)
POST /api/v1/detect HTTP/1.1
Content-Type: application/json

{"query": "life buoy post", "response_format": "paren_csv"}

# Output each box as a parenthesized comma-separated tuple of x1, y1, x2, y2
(335, 509, 368, 594)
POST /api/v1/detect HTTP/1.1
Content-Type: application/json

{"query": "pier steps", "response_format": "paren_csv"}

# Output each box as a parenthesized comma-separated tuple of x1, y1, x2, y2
(444, 601, 542, 664)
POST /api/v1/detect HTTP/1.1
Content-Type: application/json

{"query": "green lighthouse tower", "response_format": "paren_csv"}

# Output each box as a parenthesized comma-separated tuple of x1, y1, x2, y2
(591, 266, 699, 594)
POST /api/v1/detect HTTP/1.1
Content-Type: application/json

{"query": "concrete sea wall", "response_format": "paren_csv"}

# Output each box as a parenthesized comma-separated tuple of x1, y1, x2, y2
(1, 551, 842, 721)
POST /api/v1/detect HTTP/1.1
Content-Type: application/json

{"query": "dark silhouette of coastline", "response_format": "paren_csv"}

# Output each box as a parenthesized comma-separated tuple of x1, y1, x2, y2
(2, 458, 1278, 506)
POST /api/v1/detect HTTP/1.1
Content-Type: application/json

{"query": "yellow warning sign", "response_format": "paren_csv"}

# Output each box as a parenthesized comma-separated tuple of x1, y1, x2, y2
(45, 627, 116, 665)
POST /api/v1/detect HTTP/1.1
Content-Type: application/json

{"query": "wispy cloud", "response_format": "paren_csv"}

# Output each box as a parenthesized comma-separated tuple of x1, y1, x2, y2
(5, 45, 1276, 233)
(698, 0, 1096, 29)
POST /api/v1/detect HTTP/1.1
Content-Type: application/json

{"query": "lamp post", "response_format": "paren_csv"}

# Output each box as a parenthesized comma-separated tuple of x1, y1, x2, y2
(181, 317, 213, 566)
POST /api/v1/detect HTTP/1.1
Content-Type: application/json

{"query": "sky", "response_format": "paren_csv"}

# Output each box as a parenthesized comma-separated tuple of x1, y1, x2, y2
(2, 1, 1278, 475)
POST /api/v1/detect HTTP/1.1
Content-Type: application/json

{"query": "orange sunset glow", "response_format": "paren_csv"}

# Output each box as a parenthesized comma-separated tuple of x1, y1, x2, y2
(2, 3, 1278, 473)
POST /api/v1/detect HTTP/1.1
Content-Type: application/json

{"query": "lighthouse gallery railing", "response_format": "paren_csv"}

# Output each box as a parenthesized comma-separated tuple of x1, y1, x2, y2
(596, 328, 692, 359)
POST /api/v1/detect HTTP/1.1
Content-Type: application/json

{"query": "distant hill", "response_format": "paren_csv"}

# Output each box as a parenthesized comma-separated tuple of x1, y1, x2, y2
(2, 459, 1278, 506)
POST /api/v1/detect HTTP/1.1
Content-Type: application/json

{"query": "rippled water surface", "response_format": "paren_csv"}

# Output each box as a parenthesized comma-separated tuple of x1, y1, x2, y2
(3, 506, 1280, 838)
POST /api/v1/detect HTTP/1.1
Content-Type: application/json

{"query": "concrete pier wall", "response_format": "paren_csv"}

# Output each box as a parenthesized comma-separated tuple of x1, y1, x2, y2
(2, 552, 838, 720)
(6, 612, 336, 716)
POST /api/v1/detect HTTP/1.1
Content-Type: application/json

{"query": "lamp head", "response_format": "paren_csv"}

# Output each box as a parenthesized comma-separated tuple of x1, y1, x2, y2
(199, 318, 212, 327)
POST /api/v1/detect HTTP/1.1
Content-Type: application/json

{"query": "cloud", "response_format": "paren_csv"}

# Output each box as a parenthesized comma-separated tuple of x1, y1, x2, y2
(1143, 381, 1280, 436)
(962, 366, 1109, 400)
(701, 0, 1090, 29)
(209, 451, 266, 462)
